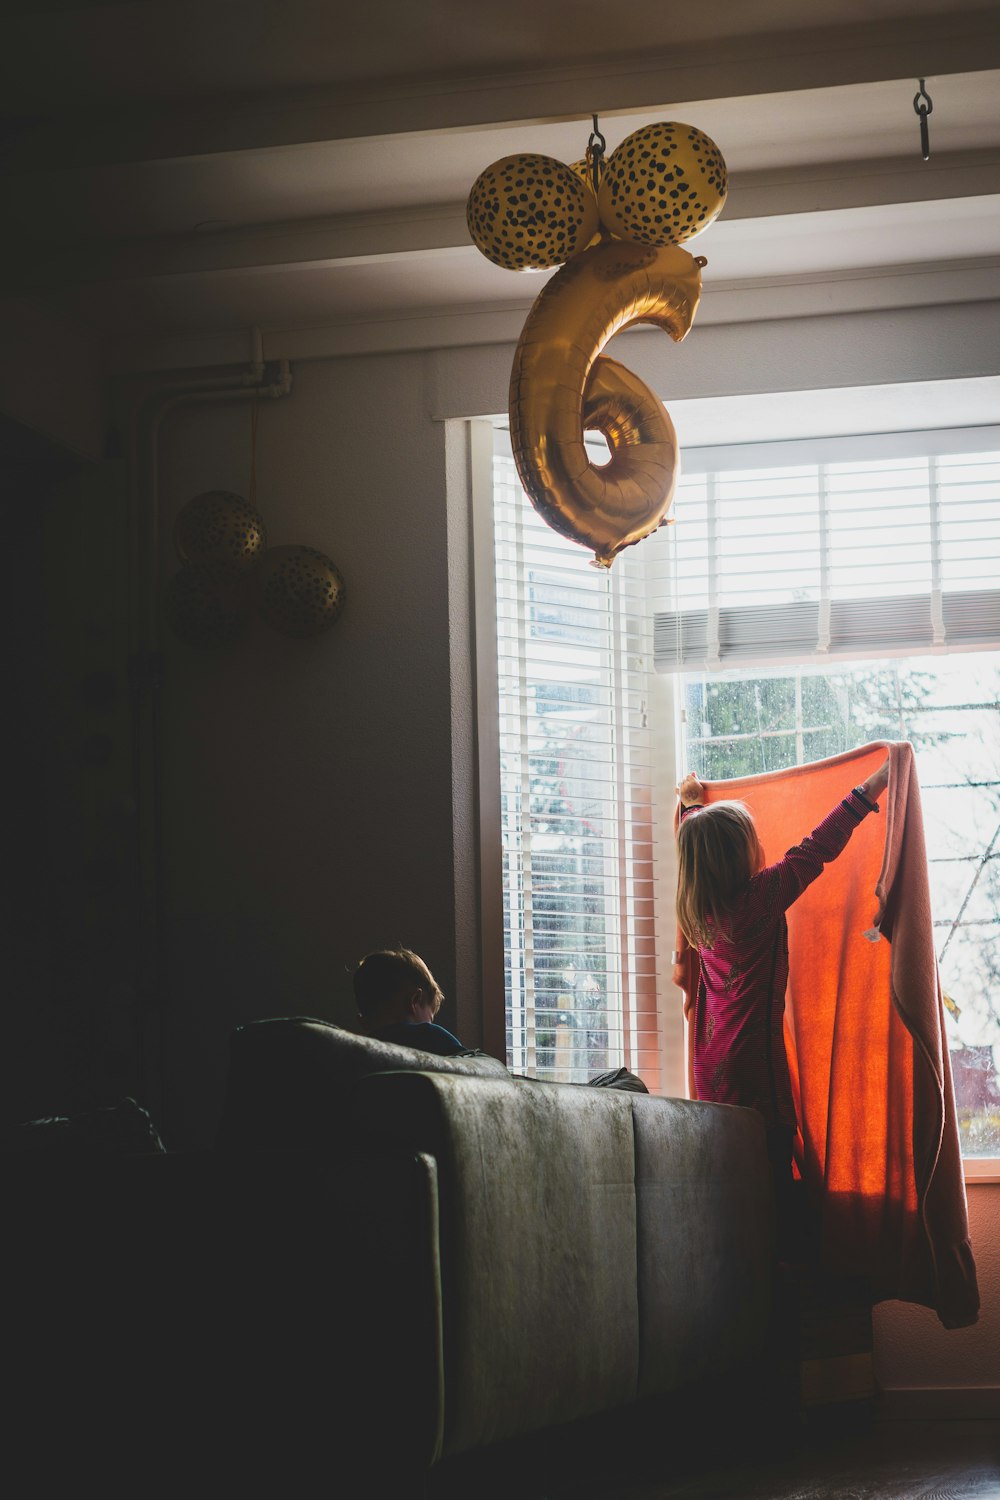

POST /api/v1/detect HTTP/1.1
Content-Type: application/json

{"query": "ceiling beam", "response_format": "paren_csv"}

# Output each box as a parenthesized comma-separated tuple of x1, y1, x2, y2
(8, 151, 1000, 293)
(104, 263, 1000, 374)
(723, 150, 1000, 221)
(4, 11, 1000, 173)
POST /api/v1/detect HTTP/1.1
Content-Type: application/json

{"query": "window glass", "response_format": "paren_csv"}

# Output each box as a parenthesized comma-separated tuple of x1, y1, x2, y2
(678, 653, 1000, 1158)
(492, 439, 659, 1085)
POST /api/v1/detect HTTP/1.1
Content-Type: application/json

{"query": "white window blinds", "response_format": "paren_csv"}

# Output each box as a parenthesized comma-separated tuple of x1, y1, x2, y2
(654, 441, 1000, 672)
(491, 429, 659, 1084)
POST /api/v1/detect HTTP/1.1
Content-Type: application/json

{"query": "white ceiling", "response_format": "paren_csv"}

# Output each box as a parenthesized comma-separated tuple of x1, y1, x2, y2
(3, 0, 1000, 373)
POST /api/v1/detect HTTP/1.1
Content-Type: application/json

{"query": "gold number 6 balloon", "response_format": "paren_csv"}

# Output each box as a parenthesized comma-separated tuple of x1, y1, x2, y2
(509, 237, 706, 568)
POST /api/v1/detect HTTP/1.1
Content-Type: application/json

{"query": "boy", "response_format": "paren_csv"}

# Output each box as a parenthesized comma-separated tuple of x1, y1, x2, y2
(352, 948, 465, 1056)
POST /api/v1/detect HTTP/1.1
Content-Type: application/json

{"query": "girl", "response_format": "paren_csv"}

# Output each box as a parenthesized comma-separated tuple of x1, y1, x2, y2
(675, 758, 890, 1252)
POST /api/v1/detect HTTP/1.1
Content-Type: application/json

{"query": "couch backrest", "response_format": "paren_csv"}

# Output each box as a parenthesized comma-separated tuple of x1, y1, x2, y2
(217, 1029, 773, 1468)
(216, 1017, 512, 1151)
(352, 1071, 772, 1459)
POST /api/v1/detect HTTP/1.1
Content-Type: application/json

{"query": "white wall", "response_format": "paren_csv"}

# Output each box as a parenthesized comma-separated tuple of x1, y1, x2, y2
(136, 302, 999, 1397)
(149, 351, 464, 1146)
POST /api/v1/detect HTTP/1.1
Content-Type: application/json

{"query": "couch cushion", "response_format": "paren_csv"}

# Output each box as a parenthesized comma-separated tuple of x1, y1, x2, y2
(216, 1017, 512, 1151)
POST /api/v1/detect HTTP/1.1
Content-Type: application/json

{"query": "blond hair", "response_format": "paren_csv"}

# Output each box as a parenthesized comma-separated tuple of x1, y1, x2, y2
(675, 801, 764, 949)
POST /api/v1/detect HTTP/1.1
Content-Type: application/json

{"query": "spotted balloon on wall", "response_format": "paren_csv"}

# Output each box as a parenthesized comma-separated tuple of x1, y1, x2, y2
(165, 496, 345, 646)
(253, 545, 346, 638)
(173, 490, 267, 569)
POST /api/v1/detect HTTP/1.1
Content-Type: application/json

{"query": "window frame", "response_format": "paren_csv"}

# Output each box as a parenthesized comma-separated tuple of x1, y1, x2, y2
(471, 414, 1000, 1176)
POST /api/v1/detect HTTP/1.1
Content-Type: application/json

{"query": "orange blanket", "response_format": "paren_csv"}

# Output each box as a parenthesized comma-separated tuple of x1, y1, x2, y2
(674, 741, 979, 1329)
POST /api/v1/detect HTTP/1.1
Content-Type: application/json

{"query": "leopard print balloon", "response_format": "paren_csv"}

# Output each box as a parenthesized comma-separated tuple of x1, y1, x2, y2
(254, 545, 345, 637)
(467, 153, 599, 270)
(597, 122, 727, 247)
(173, 489, 267, 569)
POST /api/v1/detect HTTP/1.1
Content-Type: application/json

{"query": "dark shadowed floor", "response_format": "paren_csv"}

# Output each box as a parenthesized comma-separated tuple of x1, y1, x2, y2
(423, 1414, 999, 1500)
(559, 1418, 1000, 1500)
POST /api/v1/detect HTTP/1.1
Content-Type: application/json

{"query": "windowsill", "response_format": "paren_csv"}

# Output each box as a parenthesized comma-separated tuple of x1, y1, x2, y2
(963, 1159, 1000, 1185)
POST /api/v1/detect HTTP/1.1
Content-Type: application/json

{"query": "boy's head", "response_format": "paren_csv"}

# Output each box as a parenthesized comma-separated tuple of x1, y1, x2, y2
(352, 948, 445, 1029)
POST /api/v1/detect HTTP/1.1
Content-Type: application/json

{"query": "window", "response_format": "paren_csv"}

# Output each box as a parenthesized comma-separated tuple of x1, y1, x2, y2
(656, 441, 1000, 1162)
(486, 422, 1000, 1161)
(673, 651, 1000, 1161)
(491, 436, 664, 1087)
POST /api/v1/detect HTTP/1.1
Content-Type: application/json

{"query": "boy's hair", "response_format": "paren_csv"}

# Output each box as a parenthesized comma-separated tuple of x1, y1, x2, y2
(352, 948, 443, 1020)
(675, 801, 764, 948)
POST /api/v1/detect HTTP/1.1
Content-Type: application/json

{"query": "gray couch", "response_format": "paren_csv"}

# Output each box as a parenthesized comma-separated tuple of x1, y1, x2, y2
(7, 1018, 776, 1496)
(216, 1018, 776, 1487)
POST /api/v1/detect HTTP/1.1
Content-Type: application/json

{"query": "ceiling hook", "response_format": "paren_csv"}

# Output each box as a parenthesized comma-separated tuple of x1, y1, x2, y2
(586, 113, 607, 195)
(913, 79, 933, 162)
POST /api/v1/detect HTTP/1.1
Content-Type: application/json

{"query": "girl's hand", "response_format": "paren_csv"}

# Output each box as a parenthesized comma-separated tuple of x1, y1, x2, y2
(864, 759, 890, 802)
(677, 772, 706, 808)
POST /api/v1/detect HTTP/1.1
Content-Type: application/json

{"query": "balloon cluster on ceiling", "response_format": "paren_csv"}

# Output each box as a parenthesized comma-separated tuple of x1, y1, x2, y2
(467, 121, 728, 567)
(164, 490, 345, 647)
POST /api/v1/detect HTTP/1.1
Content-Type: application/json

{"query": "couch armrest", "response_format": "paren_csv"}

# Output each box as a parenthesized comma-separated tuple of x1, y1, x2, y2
(4, 1145, 445, 1484)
